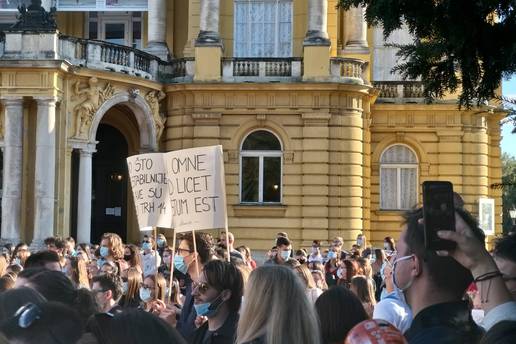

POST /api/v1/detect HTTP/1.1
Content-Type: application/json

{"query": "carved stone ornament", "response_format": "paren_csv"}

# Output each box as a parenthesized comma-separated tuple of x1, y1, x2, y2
(145, 90, 166, 140)
(128, 88, 140, 100)
(72, 77, 115, 139)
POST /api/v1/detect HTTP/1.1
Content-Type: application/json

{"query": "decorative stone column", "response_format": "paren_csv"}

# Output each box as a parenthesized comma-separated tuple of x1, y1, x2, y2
(77, 146, 95, 244)
(303, 0, 331, 81)
(344, 6, 368, 52)
(194, 0, 222, 81)
(31, 96, 58, 249)
(146, 0, 170, 60)
(0, 98, 24, 244)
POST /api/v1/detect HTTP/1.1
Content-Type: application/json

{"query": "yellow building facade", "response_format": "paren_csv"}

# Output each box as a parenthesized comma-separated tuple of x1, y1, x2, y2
(0, 0, 504, 250)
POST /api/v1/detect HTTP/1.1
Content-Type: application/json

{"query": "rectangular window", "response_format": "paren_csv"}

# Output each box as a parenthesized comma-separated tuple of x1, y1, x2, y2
(57, 0, 147, 11)
(241, 157, 260, 202)
(234, 0, 292, 57)
(263, 157, 281, 202)
(87, 12, 142, 48)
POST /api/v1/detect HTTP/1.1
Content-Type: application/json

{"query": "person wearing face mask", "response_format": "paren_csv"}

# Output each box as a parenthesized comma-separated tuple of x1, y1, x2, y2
(99, 233, 128, 276)
(308, 240, 323, 263)
(140, 273, 167, 310)
(158, 246, 174, 280)
(119, 266, 143, 309)
(141, 238, 161, 277)
(295, 249, 308, 265)
(492, 233, 516, 301)
(384, 236, 396, 254)
(123, 244, 142, 274)
(156, 233, 168, 257)
(393, 207, 484, 343)
(324, 246, 340, 287)
(264, 236, 292, 265)
(356, 233, 366, 250)
(176, 232, 214, 341)
(372, 254, 413, 334)
(191, 260, 244, 344)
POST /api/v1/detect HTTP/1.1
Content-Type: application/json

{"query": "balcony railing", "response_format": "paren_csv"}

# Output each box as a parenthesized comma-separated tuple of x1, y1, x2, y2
(158, 58, 195, 82)
(222, 58, 302, 82)
(330, 57, 368, 84)
(373, 81, 425, 101)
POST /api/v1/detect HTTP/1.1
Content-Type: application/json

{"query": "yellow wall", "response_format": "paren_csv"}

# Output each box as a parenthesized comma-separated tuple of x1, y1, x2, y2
(56, 12, 85, 37)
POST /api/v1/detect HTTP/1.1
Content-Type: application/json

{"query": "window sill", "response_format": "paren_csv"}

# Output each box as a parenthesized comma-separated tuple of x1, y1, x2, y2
(233, 204, 287, 218)
(374, 210, 408, 216)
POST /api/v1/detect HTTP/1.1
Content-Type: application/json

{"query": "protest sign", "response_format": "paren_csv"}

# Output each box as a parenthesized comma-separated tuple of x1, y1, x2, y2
(126, 146, 227, 232)
(163, 145, 227, 232)
(127, 153, 172, 230)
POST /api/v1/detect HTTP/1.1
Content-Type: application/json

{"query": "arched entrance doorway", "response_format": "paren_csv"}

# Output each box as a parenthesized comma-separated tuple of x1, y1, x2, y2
(91, 124, 129, 243)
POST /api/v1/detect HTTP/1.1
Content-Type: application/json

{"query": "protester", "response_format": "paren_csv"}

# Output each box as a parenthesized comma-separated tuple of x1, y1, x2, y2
(141, 236, 161, 277)
(1, 302, 84, 344)
(0, 256, 8, 277)
(77, 243, 92, 263)
(384, 236, 396, 253)
(156, 233, 168, 257)
(324, 246, 340, 287)
(191, 260, 244, 344)
(22, 269, 98, 325)
(345, 319, 407, 344)
(236, 246, 256, 269)
(315, 286, 369, 344)
(308, 241, 323, 264)
(159, 246, 173, 279)
(23, 251, 61, 271)
(372, 255, 412, 334)
(100, 260, 119, 275)
(264, 236, 292, 265)
(0, 273, 16, 292)
(350, 275, 376, 318)
(91, 274, 124, 314)
(219, 232, 244, 261)
(119, 267, 142, 309)
(66, 256, 90, 289)
(372, 249, 387, 301)
(356, 234, 367, 250)
(124, 244, 143, 273)
(140, 273, 167, 311)
(295, 264, 323, 304)
(337, 259, 359, 288)
(11, 243, 30, 267)
(65, 237, 77, 257)
(295, 249, 308, 265)
(0, 287, 46, 323)
(310, 267, 329, 291)
(236, 265, 321, 344)
(176, 231, 214, 341)
(492, 232, 516, 300)
(100, 233, 128, 275)
(394, 207, 484, 343)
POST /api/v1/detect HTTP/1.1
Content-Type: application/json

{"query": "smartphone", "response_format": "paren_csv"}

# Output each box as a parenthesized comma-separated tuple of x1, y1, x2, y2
(422, 181, 456, 250)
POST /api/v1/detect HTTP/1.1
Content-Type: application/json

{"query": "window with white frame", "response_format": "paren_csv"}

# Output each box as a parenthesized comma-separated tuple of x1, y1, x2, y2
(234, 0, 292, 57)
(57, 0, 147, 11)
(87, 12, 142, 48)
(240, 130, 282, 203)
(380, 145, 418, 210)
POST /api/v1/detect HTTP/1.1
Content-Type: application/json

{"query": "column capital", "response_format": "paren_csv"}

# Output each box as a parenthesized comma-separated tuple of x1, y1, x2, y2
(0, 97, 24, 107)
(79, 148, 96, 157)
(33, 96, 60, 105)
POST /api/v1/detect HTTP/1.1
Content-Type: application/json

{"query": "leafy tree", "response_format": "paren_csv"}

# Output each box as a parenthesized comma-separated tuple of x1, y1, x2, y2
(501, 153, 516, 233)
(337, 0, 516, 109)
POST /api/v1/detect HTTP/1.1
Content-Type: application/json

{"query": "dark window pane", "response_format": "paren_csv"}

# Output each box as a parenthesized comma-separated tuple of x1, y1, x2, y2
(243, 130, 281, 151)
(241, 157, 259, 202)
(132, 19, 141, 48)
(89, 21, 98, 39)
(263, 157, 281, 202)
(105, 23, 126, 45)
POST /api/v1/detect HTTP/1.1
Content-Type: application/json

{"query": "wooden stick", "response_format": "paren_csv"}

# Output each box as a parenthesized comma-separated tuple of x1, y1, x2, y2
(168, 229, 176, 304)
(192, 230, 200, 279)
(225, 223, 230, 262)
(154, 227, 158, 293)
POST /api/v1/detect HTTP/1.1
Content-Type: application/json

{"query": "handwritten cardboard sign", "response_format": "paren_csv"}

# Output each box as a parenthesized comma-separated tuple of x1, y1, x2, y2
(127, 146, 227, 232)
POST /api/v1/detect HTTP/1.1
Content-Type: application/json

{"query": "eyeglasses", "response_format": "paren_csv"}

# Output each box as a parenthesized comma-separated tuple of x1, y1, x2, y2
(192, 281, 211, 294)
(176, 248, 193, 255)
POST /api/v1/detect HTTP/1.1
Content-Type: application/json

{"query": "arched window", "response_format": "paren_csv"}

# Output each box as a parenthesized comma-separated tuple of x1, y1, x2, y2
(240, 130, 282, 203)
(380, 145, 418, 210)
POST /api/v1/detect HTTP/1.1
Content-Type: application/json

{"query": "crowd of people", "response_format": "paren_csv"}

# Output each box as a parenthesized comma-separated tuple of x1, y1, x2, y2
(0, 205, 514, 343)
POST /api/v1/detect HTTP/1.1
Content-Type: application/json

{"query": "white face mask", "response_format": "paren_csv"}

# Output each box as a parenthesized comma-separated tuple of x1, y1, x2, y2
(280, 250, 291, 260)
(384, 243, 390, 250)
(357, 238, 364, 247)
(336, 268, 344, 279)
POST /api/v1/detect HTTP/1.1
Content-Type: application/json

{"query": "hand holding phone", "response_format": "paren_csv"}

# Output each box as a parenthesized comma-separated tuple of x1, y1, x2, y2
(422, 181, 456, 251)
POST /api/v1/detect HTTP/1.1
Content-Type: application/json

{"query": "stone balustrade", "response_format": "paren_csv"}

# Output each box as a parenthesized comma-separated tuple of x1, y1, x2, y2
(222, 58, 302, 82)
(373, 81, 425, 102)
(330, 57, 368, 84)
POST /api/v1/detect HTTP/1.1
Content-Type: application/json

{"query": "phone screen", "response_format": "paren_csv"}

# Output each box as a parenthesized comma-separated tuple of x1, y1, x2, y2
(422, 181, 456, 250)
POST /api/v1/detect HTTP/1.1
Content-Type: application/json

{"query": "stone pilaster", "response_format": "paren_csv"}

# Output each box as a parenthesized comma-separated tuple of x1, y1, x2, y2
(77, 146, 96, 244)
(191, 113, 222, 146)
(301, 113, 331, 246)
(0, 98, 24, 244)
(31, 96, 59, 250)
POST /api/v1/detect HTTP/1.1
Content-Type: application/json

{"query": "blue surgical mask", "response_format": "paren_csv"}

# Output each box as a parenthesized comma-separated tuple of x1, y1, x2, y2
(328, 251, 337, 259)
(142, 242, 152, 251)
(157, 239, 165, 247)
(122, 282, 129, 294)
(280, 250, 291, 260)
(71, 250, 77, 257)
(194, 294, 224, 318)
(139, 287, 152, 302)
(194, 302, 211, 317)
(100, 247, 109, 258)
(62, 266, 68, 275)
(174, 255, 188, 274)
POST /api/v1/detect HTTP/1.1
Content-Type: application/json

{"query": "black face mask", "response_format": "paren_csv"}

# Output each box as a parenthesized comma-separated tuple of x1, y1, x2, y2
(124, 254, 133, 261)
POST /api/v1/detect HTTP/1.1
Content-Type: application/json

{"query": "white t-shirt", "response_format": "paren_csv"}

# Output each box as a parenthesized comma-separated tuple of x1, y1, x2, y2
(373, 290, 413, 334)
(306, 287, 323, 304)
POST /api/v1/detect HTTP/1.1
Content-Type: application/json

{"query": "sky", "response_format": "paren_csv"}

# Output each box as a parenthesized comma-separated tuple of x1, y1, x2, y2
(501, 78, 516, 158)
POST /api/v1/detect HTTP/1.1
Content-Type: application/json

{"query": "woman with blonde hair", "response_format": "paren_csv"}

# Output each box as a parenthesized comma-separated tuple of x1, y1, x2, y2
(66, 256, 90, 289)
(236, 265, 321, 344)
(120, 267, 143, 309)
(350, 275, 376, 318)
(140, 273, 166, 312)
(295, 264, 323, 304)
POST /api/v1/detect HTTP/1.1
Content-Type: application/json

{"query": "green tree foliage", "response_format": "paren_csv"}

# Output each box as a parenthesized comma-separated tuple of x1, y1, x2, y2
(337, 0, 516, 107)
(502, 153, 516, 233)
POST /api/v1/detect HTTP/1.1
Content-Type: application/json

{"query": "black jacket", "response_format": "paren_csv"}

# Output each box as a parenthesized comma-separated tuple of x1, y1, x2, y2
(190, 312, 239, 344)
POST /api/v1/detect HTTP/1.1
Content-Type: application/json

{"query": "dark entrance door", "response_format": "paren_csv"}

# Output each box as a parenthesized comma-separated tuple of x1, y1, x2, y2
(91, 124, 128, 244)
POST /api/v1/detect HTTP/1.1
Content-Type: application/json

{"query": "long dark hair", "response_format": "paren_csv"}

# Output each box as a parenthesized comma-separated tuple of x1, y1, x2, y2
(315, 286, 368, 344)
